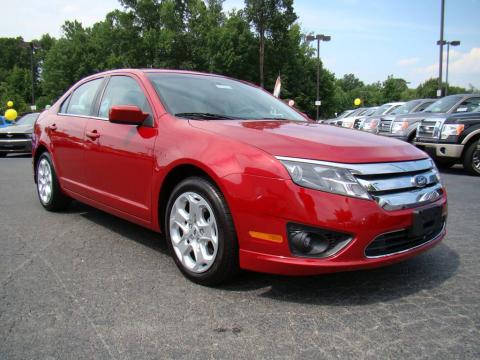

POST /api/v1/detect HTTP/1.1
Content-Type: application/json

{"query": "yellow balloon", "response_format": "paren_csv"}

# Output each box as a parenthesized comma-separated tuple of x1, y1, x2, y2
(5, 108, 18, 121)
(354, 98, 362, 106)
(7, 101, 13, 108)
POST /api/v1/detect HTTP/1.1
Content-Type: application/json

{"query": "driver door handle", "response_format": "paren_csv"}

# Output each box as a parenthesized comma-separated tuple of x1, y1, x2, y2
(48, 124, 57, 131)
(86, 130, 100, 140)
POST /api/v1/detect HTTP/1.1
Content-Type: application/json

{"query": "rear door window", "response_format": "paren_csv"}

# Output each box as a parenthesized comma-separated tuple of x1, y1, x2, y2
(66, 78, 103, 116)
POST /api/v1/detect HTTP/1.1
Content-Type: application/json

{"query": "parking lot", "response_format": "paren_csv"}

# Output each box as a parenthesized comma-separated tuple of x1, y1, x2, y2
(0, 155, 479, 359)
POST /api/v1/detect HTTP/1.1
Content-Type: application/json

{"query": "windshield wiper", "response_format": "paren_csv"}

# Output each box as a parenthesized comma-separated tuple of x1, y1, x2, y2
(174, 112, 239, 120)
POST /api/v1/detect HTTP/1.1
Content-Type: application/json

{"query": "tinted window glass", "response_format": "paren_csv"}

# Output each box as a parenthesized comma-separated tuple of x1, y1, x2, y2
(423, 95, 463, 113)
(455, 97, 480, 113)
(147, 73, 305, 121)
(416, 101, 434, 112)
(60, 96, 70, 113)
(16, 113, 39, 125)
(99, 76, 152, 119)
(390, 100, 420, 115)
(67, 79, 103, 116)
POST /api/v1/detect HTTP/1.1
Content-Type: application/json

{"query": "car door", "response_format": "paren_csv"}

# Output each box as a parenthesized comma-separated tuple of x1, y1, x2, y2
(83, 75, 157, 221)
(50, 77, 104, 195)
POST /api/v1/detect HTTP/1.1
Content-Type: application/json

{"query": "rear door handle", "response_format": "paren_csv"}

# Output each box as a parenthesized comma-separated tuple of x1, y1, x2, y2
(86, 130, 100, 140)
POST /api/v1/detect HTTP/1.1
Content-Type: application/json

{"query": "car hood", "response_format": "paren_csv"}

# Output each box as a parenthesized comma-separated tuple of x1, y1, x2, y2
(190, 119, 427, 163)
(0, 124, 32, 133)
(394, 111, 447, 121)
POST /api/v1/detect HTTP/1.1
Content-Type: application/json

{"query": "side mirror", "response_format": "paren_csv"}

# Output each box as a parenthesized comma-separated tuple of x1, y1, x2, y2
(108, 105, 149, 125)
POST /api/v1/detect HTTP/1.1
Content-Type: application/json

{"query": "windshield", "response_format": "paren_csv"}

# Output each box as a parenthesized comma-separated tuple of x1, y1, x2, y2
(147, 73, 305, 121)
(390, 100, 421, 115)
(337, 110, 353, 119)
(372, 104, 392, 116)
(363, 107, 378, 116)
(423, 95, 462, 113)
(15, 113, 39, 125)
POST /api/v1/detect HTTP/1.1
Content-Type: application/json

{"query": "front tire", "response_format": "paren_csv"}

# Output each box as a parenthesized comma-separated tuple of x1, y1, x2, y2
(165, 177, 239, 285)
(36, 152, 71, 211)
(463, 139, 480, 176)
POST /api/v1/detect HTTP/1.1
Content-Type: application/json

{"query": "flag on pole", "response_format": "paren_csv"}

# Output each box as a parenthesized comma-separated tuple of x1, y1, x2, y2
(273, 75, 281, 98)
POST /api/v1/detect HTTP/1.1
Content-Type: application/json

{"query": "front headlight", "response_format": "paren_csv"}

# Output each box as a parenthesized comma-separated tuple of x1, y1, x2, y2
(440, 124, 464, 140)
(391, 121, 408, 134)
(362, 118, 380, 131)
(279, 159, 371, 199)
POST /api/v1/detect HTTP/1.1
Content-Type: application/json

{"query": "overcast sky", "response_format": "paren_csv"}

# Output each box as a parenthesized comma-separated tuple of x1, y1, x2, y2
(1, 0, 479, 89)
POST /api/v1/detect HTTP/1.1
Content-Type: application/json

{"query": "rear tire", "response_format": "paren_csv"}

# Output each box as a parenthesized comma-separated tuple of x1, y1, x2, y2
(165, 176, 239, 286)
(463, 139, 480, 176)
(36, 152, 71, 211)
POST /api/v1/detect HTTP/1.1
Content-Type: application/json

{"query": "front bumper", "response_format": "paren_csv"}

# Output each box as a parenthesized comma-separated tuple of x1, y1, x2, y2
(0, 138, 32, 154)
(222, 173, 447, 276)
(415, 141, 463, 160)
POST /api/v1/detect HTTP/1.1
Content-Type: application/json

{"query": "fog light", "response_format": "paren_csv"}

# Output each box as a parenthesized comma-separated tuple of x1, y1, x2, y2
(287, 223, 352, 258)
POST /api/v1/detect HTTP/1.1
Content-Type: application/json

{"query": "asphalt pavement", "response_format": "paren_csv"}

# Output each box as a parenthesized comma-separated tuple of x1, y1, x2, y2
(0, 155, 479, 359)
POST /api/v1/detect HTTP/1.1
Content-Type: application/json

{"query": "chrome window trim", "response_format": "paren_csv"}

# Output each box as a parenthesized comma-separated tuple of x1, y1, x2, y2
(275, 156, 433, 175)
(57, 113, 107, 121)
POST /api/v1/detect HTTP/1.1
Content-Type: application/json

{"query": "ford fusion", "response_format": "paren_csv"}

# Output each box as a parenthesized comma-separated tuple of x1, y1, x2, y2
(32, 69, 447, 285)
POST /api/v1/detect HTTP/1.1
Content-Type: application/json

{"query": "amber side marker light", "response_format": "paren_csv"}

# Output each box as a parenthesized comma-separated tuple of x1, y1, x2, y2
(249, 231, 283, 243)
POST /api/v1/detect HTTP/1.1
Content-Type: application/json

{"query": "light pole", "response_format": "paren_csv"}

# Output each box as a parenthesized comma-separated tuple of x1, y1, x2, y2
(307, 34, 331, 121)
(437, 40, 460, 95)
(21, 41, 38, 107)
(445, 40, 460, 95)
(437, 0, 445, 97)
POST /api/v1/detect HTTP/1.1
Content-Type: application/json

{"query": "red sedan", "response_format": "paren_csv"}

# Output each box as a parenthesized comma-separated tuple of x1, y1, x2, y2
(32, 69, 447, 285)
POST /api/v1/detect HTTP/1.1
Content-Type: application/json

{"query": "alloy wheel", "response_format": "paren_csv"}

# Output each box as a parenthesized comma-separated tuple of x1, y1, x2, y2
(37, 158, 53, 205)
(169, 191, 218, 273)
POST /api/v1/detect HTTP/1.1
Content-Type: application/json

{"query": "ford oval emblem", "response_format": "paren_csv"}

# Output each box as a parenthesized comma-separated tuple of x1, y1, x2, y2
(413, 175, 428, 187)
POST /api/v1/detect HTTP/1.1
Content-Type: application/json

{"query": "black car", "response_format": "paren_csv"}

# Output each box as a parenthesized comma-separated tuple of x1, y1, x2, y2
(415, 106, 480, 176)
(0, 112, 39, 157)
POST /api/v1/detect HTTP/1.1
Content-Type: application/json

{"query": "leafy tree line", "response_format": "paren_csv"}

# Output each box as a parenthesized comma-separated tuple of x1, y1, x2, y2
(0, 0, 476, 118)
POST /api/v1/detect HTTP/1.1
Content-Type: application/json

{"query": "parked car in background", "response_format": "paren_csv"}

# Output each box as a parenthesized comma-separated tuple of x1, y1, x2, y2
(0, 112, 39, 157)
(377, 99, 435, 141)
(340, 107, 377, 129)
(32, 69, 446, 285)
(378, 94, 480, 144)
(415, 105, 480, 175)
(322, 108, 364, 126)
(359, 102, 405, 132)
(0, 115, 11, 128)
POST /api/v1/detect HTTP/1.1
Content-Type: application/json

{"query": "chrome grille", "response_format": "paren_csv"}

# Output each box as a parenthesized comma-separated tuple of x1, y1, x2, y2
(417, 119, 443, 139)
(378, 118, 393, 133)
(353, 159, 443, 211)
(353, 118, 362, 129)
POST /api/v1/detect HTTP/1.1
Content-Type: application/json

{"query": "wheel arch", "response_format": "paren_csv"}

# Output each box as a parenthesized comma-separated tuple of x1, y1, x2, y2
(156, 162, 228, 234)
(33, 143, 49, 183)
(461, 131, 480, 158)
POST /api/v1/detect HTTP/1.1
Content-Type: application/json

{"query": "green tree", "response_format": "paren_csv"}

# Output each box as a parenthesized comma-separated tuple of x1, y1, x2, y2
(244, 0, 296, 88)
(382, 75, 408, 102)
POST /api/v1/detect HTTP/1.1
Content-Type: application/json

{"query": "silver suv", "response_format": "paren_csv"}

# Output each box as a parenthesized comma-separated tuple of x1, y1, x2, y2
(377, 95, 480, 143)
